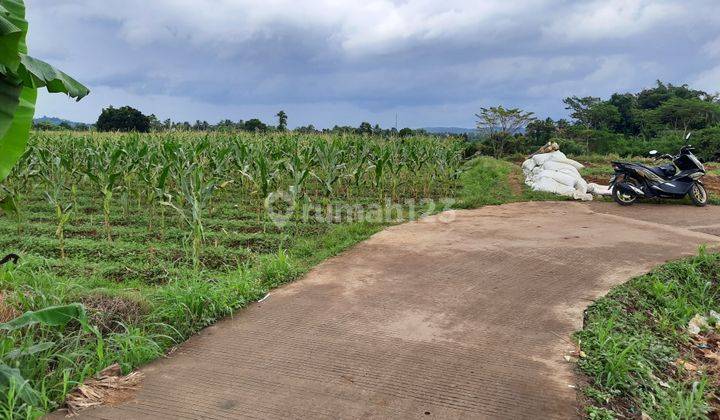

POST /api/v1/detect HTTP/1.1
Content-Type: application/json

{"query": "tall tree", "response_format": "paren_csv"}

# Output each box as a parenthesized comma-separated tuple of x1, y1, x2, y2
(276, 110, 288, 131)
(655, 98, 720, 138)
(526, 118, 556, 146)
(96, 106, 151, 132)
(562, 96, 601, 128)
(357, 122, 373, 135)
(475, 106, 536, 158)
(586, 102, 621, 130)
(243, 118, 268, 132)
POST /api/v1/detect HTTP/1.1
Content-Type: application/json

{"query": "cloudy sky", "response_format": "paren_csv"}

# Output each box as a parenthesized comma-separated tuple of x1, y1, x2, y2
(27, 0, 720, 129)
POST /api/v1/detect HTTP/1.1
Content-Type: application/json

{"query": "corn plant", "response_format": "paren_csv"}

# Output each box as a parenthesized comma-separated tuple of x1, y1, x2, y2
(312, 139, 346, 197)
(83, 146, 126, 241)
(162, 162, 223, 270)
(242, 145, 282, 199)
(284, 146, 313, 200)
(38, 152, 74, 259)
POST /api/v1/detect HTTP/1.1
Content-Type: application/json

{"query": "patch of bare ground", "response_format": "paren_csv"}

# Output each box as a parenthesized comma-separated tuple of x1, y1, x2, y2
(704, 174, 720, 196)
(80, 293, 149, 334)
(508, 170, 523, 196)
(0, 291, 20, 323)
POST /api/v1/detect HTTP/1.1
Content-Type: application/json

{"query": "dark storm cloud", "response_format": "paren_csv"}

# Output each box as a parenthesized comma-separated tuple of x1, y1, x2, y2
(26, 0, 720, 128)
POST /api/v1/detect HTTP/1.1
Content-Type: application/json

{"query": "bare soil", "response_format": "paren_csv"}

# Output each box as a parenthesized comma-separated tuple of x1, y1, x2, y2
(64, 202, 720, 419)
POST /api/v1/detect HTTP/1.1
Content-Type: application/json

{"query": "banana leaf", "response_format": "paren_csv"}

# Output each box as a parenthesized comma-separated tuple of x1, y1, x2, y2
(0, 0, 88, 182)
(0, 303, 87, 331)
(0, 364, 40, 406)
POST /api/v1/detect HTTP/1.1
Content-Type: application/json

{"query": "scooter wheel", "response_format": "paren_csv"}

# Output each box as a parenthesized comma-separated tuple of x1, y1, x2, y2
(612, 184, 637, 206)
(689, 183, 708, 207)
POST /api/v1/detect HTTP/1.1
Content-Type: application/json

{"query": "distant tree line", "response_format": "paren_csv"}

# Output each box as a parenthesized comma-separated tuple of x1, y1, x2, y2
(472, 81, 720, 160)
(35, 105, 423, 138)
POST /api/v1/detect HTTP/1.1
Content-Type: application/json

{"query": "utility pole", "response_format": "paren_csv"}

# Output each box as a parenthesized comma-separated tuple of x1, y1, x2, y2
(395, 113, 398, 130)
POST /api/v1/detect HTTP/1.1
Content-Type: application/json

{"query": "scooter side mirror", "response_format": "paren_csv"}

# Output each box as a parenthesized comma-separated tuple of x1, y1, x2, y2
(649, 150, 658, 156)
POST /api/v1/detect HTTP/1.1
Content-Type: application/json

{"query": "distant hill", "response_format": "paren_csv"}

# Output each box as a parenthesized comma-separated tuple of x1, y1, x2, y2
(422, 127, 478, 135)
(34, 116, 88, 128)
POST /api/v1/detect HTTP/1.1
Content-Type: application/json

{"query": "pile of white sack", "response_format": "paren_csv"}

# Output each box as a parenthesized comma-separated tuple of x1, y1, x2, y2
(522, 150, 610, 201)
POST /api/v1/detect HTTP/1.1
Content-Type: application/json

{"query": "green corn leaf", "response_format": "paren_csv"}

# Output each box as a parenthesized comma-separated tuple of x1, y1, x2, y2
(0, 303, 87, 331)
(17, 54, 89, 100)
(0, 363, 40, 406)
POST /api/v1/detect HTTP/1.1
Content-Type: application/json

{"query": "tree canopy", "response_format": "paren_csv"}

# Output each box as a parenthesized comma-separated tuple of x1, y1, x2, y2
(96, 106, 150, 132)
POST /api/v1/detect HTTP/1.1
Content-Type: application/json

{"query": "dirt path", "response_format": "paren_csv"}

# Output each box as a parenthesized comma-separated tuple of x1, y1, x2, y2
(71, 202, 720, 419)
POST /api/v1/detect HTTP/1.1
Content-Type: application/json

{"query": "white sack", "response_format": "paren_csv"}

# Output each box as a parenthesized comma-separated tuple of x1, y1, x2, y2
(542, 160, 580, 176)
(588, 183, 612, 196)
(522, 148, 605, 200)
(574, 178, 588, 194)
(522, 158, 536, 172)
(553, 157, 585, 170)
(535, 170, 577, 187)
(531, 177, 577, 196)
(532, 150, 567, 166)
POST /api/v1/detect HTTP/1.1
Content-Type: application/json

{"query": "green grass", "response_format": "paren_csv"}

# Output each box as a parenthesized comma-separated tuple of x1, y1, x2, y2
(455, 156, 560, 209)
(575, 249, 720, 419)
(0, 134, 482, 418)
(0, 152, 573, 418)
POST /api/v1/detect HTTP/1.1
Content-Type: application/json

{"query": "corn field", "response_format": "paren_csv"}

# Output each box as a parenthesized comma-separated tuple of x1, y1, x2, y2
(1, 131, 465, 270)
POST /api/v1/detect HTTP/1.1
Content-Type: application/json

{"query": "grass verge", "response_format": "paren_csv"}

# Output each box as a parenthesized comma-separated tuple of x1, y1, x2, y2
(455, 156, 560, 209)
(575, 249, 720, 419)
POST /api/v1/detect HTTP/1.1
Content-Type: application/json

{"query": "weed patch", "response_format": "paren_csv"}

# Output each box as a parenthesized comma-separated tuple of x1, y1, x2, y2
(575, 249, 720, 418)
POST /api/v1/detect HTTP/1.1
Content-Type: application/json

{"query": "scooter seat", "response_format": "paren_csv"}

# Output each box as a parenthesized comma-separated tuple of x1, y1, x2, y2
(638, 163, 676, 178)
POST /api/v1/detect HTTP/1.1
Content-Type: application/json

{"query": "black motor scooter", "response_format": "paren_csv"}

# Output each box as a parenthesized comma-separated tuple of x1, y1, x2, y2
(609, 133, 708, 206)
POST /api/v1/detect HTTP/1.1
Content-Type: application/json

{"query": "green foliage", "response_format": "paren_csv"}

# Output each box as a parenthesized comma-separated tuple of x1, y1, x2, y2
(275, 110, 287, 131)
(455, 156, 559, 208)
(0, 304, 86, 331)
(398, 127, 414, 137)
(0, 303, 90, 415)
(537, 81, 720, 159)
(0, 0, 88, 182)
(95, 106, 150, 133)
(242, 118, 268, 132)
(563, 96, 601, 128)
(0, 130, 543, 417)
(575, 250, 720, 418)
(475, 106, 536, 158)
(655, 98, 720, 136)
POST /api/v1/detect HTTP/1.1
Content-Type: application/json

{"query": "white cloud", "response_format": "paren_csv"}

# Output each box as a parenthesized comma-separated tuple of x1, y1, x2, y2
(693, 65, 720, 93)
(25, 0, 720, 126)
(30, 0, 552, 56)
(542, 0, 683, 42)
(702, 37, 720, 58)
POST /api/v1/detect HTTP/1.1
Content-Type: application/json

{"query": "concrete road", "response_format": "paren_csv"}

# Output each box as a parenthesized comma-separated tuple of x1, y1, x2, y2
(72, 202, 720, 419)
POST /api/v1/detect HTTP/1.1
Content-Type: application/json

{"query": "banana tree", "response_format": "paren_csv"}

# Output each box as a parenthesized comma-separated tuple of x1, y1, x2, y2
(0, 0, 89, 182)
